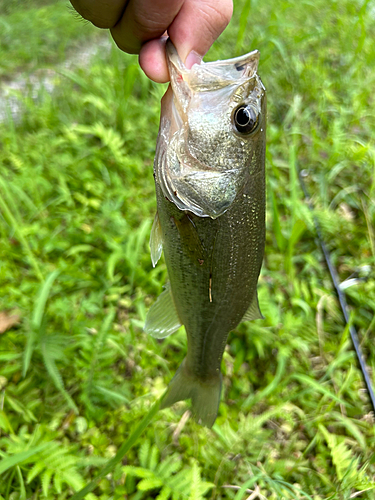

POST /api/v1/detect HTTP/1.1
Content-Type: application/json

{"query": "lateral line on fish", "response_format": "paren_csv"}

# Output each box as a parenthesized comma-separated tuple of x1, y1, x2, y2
(207, 227, 219, 304)
(200, 221, 232, 371)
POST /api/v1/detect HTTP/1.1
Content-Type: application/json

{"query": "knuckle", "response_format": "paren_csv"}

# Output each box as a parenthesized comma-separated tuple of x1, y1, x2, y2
(200, 0, 233, 38)
(110, 30, 141, 54)
(70, 0, 124, 29)
(132, 11, 167, 40)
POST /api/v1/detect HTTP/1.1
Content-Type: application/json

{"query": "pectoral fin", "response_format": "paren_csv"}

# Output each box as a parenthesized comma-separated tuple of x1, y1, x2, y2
(172, 213, 205, 265)
(241, 291, 264, 322)
(150, 212, 163, 267)
(144, 284, 182, 339)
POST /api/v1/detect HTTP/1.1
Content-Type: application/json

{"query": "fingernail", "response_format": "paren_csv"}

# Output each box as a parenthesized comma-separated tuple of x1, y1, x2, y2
(185, 50, 202, 69)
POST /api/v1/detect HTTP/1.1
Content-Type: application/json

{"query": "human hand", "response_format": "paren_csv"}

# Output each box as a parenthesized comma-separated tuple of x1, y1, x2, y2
(70, 0, 233, 83)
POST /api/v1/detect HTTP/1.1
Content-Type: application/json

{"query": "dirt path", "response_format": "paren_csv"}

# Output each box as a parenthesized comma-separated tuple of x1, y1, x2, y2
(0, 36, 111, 123)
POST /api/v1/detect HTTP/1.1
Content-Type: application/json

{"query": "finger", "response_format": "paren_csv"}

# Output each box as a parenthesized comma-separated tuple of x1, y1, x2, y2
(110, 0, 184, 54)
(139, 37, 170, 83)
(168, 0, 233, 63)
(139, 36, 202, 83)
(70, 0, 127, 28)
(139, 0, 233, 83)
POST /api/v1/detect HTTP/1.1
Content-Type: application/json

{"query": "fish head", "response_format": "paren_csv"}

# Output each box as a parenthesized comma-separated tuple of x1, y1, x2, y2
(155, 39, 266, 219)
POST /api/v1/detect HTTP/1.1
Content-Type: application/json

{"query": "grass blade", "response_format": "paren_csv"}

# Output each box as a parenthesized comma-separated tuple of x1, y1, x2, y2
(16, 466, 26, 500)
(23, 270, 60, 377)
(292, 373, 350, 407)
(0, 177, 44, 282)
(32, 269, 60, 329)
(41, 343, 79, 414)
(242, 353, 287, 410)
(0, 443, 50, 474)
(233, 476, 262, 500)
(70, 392, 166, 500)
(235, 0, 252, 52)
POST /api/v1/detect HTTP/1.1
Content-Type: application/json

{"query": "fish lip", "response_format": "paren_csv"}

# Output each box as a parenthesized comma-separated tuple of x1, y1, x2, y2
(166, 38, 261, 88)
(166, 38, 260, 70)
(203, 50, 260, 72)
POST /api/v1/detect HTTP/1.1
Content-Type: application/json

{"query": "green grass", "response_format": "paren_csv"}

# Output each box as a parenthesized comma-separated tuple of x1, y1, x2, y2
(0, 1, 103, 77)
(1, 0, 375, 498)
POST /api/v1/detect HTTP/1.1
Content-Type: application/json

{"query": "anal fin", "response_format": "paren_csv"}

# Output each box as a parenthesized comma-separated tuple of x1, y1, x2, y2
(144, 283, 182, 339)
(241, 291, 264, 322)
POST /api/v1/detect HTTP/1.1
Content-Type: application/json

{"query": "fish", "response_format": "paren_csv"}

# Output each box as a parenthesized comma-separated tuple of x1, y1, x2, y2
(145, 39, 266, 427)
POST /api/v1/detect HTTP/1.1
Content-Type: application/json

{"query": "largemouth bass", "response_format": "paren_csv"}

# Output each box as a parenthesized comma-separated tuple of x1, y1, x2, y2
(145, 40, 266, 427)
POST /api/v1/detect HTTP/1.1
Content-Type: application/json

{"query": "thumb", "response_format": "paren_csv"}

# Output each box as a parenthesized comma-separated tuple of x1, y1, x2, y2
(139, 0, 233, 82)
(169, 0, 233, 67)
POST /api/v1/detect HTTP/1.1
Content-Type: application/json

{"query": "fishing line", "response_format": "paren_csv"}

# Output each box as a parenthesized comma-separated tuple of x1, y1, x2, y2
(297, 168, 375, 414)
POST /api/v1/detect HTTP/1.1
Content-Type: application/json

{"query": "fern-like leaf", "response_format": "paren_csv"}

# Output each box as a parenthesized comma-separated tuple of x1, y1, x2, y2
(41, 469, 53, 497)
(124, 446, 213, 500)
(26, 461, 45, 483)
(189, 461, 202, 500)
(138, 477, 164, 491)
(54, 470, 63, 493)
(62, 469, 85, 491)
(319, 425, 354, 481)
(139, 440, 150, 469)
(149, 444, 160, 471)
(157, 456, 182, 478)
(123, 465, 154, 479)
(157, 485, 172, 500)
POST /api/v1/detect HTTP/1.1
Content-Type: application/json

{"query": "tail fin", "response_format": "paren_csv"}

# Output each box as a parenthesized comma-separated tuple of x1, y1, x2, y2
(160, 358, 222, 427)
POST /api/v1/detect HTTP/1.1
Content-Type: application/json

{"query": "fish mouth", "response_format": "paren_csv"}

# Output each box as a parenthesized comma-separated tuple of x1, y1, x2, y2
(166, 38, 260, 92)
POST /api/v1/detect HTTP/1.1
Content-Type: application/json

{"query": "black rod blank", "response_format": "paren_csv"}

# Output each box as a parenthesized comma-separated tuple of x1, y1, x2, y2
(298, 169, 375, 414)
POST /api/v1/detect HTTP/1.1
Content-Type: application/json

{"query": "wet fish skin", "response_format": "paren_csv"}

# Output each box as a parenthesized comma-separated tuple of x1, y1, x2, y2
(146, 40, 266, 427)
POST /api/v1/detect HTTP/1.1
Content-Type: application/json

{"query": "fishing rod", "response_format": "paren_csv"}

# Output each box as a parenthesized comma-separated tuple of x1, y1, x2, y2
(298, 167, 375, 414)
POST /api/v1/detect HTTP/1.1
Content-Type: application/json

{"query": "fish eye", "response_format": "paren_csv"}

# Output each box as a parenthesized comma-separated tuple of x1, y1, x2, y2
(233, 105, 259, 134)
